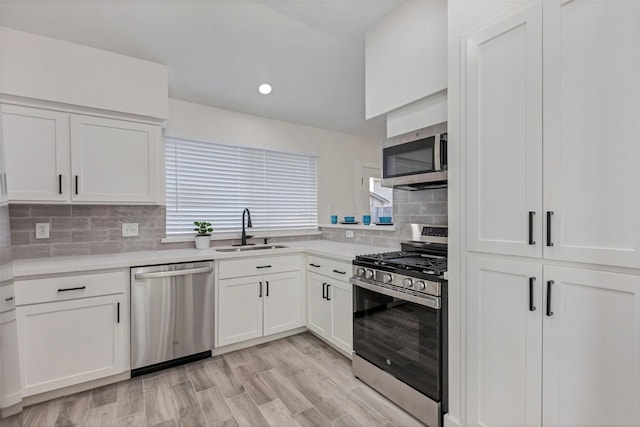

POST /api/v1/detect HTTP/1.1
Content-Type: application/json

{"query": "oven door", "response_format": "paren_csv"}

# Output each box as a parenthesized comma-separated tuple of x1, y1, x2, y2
(352, 279, 442, 402)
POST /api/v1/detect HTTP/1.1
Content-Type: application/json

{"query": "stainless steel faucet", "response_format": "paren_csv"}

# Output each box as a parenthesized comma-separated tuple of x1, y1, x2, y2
(241, 208, 253, 246)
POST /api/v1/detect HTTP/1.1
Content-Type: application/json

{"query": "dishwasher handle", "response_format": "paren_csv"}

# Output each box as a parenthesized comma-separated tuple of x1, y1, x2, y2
(134, 266, 213, 280)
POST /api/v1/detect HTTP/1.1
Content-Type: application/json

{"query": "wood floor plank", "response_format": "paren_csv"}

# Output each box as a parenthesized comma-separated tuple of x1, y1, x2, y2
(0, 412, 23, 427)
(89, 383, 118, 409)
(232, 363, 276, 406)
(342, 388, 387, 427)
(258, 399, 299, 427)
(223, 350, 249, 368)
(54, 391, 91, 427)
(286, 334, 321, 356)
(165, 366, 189, 387)
(115, 410, 145, 427)
(288, 372, 348, 422)
(264, 346, 304, 378)
(116, 377, 144, 418)
(206, 358, 245, 398)
(350, 384, 423, 427)
(187, 361, 217, 392)
(148, 420, 177, 427)
(197, 386, 238, 427)
(168, 381, 207, 427)
(331, 413, 361, 427)
(143, 375, 176, 426)
(259, 369, 313, 415)
(24, 398, 63, 426)
(82, 402, 117, 427)
(240, 345, 274, 373)
(226, 393, 270, 427)
(293, 407, 332, 427)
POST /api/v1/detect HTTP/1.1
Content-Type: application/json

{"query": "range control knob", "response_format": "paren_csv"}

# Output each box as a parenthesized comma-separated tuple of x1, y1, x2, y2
(403, 278, 414, 288)
(416, 281, 426, 291)
(357, 268, 366, 277)
(366, 269, 375, 279)
(383, 273, 393, 283)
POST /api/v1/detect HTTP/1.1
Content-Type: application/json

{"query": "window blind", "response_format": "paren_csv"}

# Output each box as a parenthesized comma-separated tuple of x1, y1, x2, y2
(165, 137, 318, 235)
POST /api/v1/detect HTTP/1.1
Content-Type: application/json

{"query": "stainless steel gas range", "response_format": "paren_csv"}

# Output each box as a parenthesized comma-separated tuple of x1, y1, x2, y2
(350, 224, 448, 427)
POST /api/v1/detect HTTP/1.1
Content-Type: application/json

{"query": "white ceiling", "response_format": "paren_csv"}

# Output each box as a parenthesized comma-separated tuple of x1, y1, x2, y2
(0, 0, 404, 140)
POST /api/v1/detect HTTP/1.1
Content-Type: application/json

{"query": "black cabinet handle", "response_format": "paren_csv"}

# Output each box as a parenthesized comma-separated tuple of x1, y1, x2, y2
(117, 302, 120, 323)
(309, 263, 321, 268)
(5, 297, 13, 302)
(326, 284, 331, 300)
(332, 269, 346, 275)
(546, 211, 554, 247)
(256, 265, 272, 269)
(440, 136, 448, 169)
(528, 211, 535, 245)
(59, 174, 63, 194)
(529, 277, 536, 311)
(266, 281, 269, 297)
(259, 281, 263, 298)
(546, 280, 554, 316)
(75, 175, 79, 195)
(322, 283, 327, 299)
(58, 286, 86, 293)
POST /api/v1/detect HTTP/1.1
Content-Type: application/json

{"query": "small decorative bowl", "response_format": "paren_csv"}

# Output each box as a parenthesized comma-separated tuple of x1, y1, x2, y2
(378, 216, 392, 223)
(344, 216, 355, 223)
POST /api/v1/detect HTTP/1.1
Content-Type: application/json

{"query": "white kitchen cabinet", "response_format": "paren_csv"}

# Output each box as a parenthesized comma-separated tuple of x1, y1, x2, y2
(465, 4, 543, 258)
(69, 114, 159, 203)
(0, 105, 162, 205)
(466, 0, 640, 268)
(14, 269, 129, 397)
(217, 255, 303, 347)
(305, 256, 353, 355)
(467, 256, 640, 427)
(0, 310, 22, 408)
(0, 105, 70, 202)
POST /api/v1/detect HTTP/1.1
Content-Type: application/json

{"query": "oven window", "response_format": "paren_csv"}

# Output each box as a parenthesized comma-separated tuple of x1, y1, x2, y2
(383, 136, 435, 178)
(353, 285, 442, 401)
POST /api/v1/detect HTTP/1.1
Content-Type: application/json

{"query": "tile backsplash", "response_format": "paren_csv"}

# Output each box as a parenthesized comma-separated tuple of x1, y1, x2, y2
(320, 188, 447, 248)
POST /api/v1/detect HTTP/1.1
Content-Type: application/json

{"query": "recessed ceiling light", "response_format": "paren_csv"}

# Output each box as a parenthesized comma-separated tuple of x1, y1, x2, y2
(258, 83, 272, 95)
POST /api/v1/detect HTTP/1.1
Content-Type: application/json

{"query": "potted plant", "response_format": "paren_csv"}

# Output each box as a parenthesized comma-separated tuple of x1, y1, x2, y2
(193, 221, 213, 249)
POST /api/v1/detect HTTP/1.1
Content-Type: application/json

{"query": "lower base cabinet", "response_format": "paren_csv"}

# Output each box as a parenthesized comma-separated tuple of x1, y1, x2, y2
(1, 310, 22, 408)
(467, 255, 640, 427)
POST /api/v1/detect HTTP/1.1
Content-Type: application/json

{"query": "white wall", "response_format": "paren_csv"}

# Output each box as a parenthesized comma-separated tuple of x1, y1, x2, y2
(166, 99, 381, 223)
(447, 1, 530, 426)
(0, 27, 168, 119)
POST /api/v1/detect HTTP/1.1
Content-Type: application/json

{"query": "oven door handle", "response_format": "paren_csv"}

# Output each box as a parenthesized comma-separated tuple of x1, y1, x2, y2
(350, 277, 441, 309)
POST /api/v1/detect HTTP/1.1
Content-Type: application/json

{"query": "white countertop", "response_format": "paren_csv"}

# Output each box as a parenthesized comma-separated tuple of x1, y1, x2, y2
(12, 240, 396, 278)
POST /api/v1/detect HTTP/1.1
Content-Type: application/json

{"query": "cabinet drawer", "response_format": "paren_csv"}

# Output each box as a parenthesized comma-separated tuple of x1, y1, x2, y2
(1, 282, 15, 312)
(15, 269, 128, 306)
(306, 255, 351, 283)
(219, 255, 300, 280)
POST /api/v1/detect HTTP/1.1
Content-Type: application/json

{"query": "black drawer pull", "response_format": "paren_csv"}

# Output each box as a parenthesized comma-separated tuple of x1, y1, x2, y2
(5, 297, 13, 302)
(326, 284, 331, 300)
(546, 211, 554, 247)
(256, 265, 272, 269)
(529, 277, 536, 311)
(75, 175, 79, 195)
(546, 280, 554, 316)
(259, 281, 263, 298)
(117, 302, 120, 323)
(59, 174, 63, 194)
(309, 263, 321, 268)
(266, 281, 269, 297)
(58, 286, 86, 293)
(322, 283, 327, 299)
(528, 211, 535, 245)
(332, 269, 346, 275)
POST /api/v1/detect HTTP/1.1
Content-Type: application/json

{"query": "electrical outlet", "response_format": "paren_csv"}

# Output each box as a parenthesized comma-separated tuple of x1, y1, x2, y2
(122, 223, 139, 237)
(35, 223, 50, 239)
(345, 230, 354, 239)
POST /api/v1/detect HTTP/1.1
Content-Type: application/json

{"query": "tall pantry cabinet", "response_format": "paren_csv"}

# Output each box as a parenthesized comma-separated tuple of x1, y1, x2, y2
(464, 1, 640, 426)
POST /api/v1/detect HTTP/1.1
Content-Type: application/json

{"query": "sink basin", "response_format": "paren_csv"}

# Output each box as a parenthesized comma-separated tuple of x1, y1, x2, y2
(216, 245, 288, 252)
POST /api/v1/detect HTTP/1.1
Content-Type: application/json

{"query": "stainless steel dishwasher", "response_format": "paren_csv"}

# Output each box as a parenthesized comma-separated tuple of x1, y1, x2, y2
(131, 261, 214, 376)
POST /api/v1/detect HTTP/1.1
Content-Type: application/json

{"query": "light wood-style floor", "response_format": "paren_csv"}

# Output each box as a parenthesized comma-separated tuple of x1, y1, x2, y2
(5, 332, 424, 427)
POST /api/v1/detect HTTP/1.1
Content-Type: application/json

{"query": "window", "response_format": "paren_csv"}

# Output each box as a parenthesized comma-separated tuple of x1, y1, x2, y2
(165, 137, 318, 236)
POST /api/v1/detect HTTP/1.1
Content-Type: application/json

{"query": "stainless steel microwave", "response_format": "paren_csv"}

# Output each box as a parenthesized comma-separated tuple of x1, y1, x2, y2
(382, 124, 448, 190)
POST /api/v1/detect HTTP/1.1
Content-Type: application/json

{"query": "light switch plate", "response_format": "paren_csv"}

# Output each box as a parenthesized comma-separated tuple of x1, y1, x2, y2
(122, 223, 139, 237)
(345, 230, 354, 239)
(35, 223, 50, 239)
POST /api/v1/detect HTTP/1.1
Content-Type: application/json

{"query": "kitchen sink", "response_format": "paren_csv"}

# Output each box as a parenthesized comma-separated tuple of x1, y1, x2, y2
(216, 245, 288, 252)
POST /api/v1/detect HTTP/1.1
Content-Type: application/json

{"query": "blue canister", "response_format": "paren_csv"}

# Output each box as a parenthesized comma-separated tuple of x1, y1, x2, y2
(362, 215, 371, 225)
(330, 215, 338, 224)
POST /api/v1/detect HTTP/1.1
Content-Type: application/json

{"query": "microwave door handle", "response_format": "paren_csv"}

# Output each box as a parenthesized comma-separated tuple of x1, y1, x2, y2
(440, 136, 447, 170)
(434, 136, 441, 171)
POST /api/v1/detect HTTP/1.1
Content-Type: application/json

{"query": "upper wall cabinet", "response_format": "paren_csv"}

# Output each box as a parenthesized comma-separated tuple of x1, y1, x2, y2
(466, 1, 640, 268)
(365, 0, 447, 120)
(1, 105, 161, 205)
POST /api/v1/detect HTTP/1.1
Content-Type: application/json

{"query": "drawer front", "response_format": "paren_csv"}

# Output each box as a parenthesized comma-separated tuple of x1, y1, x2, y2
(15, 269, 128, 306)
(1, 282, 15, 312)
(306, 255, 351, 283)
(219, 255, 300, 280)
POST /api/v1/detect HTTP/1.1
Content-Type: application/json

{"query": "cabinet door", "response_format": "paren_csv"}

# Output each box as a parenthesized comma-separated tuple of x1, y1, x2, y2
(543, 1, 640, 267)
(307, 272, 330, 337)
(328, 280, 352, 354)
(465, 4, 543, 257)
(218, 276, 263, 347)
(542, 266, 640, 427)
(263, 271, 302, 337)
(1, 310, 22, 408)
(17, 294, 126, 397)
(70, 114, 159, 203)
(1, 105, 69, 202)
(466, 255, 542, 427)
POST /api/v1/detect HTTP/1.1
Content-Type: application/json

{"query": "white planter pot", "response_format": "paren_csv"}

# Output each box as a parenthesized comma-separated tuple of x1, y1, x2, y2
(194, 235, 211, 249)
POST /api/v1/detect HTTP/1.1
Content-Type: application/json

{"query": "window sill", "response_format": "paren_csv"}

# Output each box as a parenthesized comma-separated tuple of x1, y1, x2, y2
(161, 228, 322, 244)
(319, 223, 397, 232)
